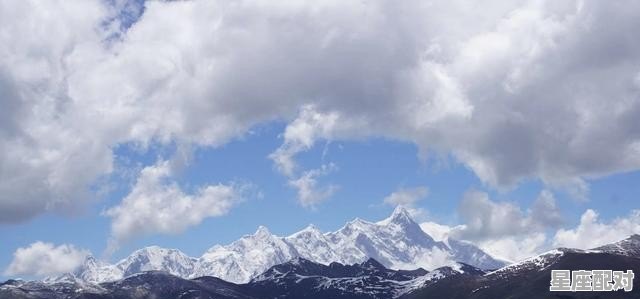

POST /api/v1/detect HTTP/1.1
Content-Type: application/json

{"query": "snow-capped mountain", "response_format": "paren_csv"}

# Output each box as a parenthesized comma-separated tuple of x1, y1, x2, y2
(70, 256, 121, 283)
(485, 234, 640, 280)
(248, 257, 477, 299)
(193, 206, 502, 282)
(483, 248, 571, 279)
(403, 236, 640, 299)
(482, 233, 640, 280)
(68, 206, 504, 283)
(6, 257, 474, 299)
(116, 246, 197, 278)
(67, 247, 197, 284)
(12, 234, 640, 299)
(193, 226, 299, 283)
(593, 234, 640, 257)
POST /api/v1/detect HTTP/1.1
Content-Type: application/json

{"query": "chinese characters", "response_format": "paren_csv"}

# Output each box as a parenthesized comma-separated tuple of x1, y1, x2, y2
(550, 270, 634, 292)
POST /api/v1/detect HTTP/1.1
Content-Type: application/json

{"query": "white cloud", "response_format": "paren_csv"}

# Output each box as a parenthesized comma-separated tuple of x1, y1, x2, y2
(384, 186, 429, 206)
(270, 105, 343, 177)
(288, 164, 338, 208)
(419, 221, 453, 242)
(473, 207, 640, 261)
(384, 186, 429, 219)
(418, 218, 547, 262)
(413, 246, 457, 271)
(104, 160, 245, 250)
(475, 233, 548, 263)
(529, 189, 563, 228)
(553, 209, 640, 249)
(2, 0, 640, 223)
(451, 190, 562, 241)
(419, 193, 639, 262)
(443, 190, 564, 262)
(4, 242, 90, 277)
(0, 0, 114, 223)
(270, 106, 364, 207)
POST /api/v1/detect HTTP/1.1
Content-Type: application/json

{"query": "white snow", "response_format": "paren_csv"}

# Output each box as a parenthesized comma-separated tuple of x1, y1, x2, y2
(485, 249, 567, 277)
(66, 206, 504, 284)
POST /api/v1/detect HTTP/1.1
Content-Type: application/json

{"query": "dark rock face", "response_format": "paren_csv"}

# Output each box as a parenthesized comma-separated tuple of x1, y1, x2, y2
(0, 258, 430, 299)
(403, 251, 640, 299)
(245, 257, 432, 299)
(0, 271, 257, 299)
(594, 234, 640, 257)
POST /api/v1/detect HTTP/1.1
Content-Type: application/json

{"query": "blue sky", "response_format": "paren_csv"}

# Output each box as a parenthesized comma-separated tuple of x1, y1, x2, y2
(2, 0, 640, 280)
(2, 120, 639, 279)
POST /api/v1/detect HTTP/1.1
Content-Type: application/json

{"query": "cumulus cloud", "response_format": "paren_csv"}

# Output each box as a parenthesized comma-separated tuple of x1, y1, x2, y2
(438, 189, 639, 261)
(0, 0, 113, 223)
(477, 207, 640, 261)
(2, 0, 640, 223)
(419, 216, 548, 262)
(270, 106, 353, 206)
(438, 190, 563, 261)
(462, 202, 640, 262)
(418, 189, 639, 261)
(383, 186, 429, 219)
(451, 190, 563, 241)
(419, 221, 453, 242)
(270, 106, 343, 177)
(553, 209, 640, 249)
(287, 163, 338, 208)
(104, 160, 245, 250)
(476, 233, 549, 263)
(4, 242, 90, 277)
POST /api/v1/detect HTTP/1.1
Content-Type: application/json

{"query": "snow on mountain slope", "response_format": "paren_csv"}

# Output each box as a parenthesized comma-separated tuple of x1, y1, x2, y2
(283, 224, 343, 265)
(249, 257, 439, 299)
(592, 234, 640, 257)
(68, 206, 504, 284)
(116, 246, 197, 278)
(445, 238, 506, 270)
(71, 256, 122, 283)
(287, 206, 503, 272)
(323, 207, 451, 269)
(70, 246, 197, 283)
(482, 234, 640, 280)
(484, 248, 573, 278)
(194, 226, 299, 283)
(395, 262, 485, 297)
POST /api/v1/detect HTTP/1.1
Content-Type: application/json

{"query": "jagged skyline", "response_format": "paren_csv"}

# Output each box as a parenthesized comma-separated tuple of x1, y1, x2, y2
(50, 206, 502, 284)
(2, 0, 640, 282)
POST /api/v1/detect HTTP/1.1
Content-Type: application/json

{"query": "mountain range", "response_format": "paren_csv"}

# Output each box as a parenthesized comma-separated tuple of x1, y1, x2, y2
(63, 206, 505, 284)
(405, 234, 640, 299)
(2, 234, 639, 299)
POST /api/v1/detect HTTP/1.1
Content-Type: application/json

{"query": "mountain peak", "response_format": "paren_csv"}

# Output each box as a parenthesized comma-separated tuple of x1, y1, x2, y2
(128, 246, 185, 258)
(64, 208, 504, 284)
(254, 225, 273, 238)
(361, 258, 386, 270)
(301, 224, 320, 233)
(392, 205, 412, 217)
(138, 245, 163, 253)
(379, 205, 416, 226)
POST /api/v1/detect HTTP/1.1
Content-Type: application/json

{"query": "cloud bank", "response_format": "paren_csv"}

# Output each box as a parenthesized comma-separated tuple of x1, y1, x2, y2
(1, 0, 640, 225)
(104, 159, 245, 250)
(419, 189, 639, 262)
(553, 209, 640, 249)
(4, 242, 90, 277)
